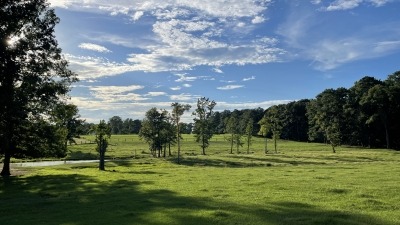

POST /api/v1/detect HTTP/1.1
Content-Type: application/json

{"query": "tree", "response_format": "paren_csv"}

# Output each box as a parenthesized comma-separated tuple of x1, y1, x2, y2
(192, 97, 216, 155)
(52, 103, 84, 150)
(171, 102, 191, 164)
(360, 84, 391, 149)
(245, 118, 254, 154)
(307, 88, 349, 153)
(225, 111, 243, 154)
(264, 105, 284, 153)
(258, 115, 270, 154)
(139, 108, 169, 157)
(0, 0, 77, 177)
(108, 116, 123, 134)
(347, 76, 383, 147)
(95, 120, 111, 171)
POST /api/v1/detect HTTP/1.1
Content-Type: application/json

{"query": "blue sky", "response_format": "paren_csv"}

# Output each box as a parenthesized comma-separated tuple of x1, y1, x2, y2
(49, 0, 400, 122)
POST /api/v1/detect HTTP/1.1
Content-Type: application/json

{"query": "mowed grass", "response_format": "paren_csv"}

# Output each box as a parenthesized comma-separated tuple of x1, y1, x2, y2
(1, 135, 400, 225)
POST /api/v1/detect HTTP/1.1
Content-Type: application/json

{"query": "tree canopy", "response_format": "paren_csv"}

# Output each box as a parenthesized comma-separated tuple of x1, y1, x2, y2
(1, 0, 77, 176)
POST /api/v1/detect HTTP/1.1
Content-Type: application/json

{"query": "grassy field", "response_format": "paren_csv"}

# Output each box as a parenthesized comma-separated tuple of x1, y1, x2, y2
(1, 135, 400, 225)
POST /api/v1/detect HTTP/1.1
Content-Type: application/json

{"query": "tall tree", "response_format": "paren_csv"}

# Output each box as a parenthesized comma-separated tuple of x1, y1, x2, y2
(108, 116, 123, 134)
(95, 120, 111, 171)
(258, 114, 270, 154)
(264, 105, 284, 153)
(308, 88, 349, 153)
(52, 103, 84, 150)
(360, 84, 391, 149)
(245, 118, 254, 154)
(192, 97, 216, 155)
(171, 102, 191, 164)
(139, 108, 169, 157)
(0, 0, 77, 176)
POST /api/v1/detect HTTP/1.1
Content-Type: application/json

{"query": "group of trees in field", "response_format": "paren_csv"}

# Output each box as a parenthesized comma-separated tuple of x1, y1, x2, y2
(138, 98, 216, 161)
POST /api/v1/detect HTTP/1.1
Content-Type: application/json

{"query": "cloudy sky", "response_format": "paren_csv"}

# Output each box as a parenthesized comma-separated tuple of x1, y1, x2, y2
(49, 0, 400, 122)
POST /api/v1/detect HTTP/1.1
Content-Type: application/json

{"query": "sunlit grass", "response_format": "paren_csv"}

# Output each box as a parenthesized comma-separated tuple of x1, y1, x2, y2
(1, 135, 400, 225)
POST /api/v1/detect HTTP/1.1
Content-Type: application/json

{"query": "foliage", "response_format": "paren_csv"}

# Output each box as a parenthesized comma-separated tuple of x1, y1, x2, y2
(139, 108, 172, 157)
(171, 102, 191, 163)
(192, 97, 216, 155)
(94, 120, 111, 170)
(0, 0, 77, 176)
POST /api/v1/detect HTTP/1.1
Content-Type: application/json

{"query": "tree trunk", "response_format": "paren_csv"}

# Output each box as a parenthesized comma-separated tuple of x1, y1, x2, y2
(177, 123, 181, 163)
(99, 140, 105, 170)
(384, 121, 390, 149)
(202, 136, 206, 155)
(264, 136, 268, 154)
(1, 151, 11, 177)
(1, 133, 12, 177)
(230, 134, 233, 154)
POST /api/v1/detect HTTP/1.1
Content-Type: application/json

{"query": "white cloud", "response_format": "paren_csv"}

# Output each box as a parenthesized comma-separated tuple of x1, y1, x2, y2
(170, 86, 182, 91)
(215, 100, 293, 111)
(243, 76, 256, 81)
(88, 85, 147, 102)
(217, 85, 244, 90)
(252, 16, 266, 24)
(78, 43, 111, 53)
(65, 54, 138, 79)
(311, 0, 322, 4)
(170, 93, 198, 101)
(53, 0, 284, 76)
(324, 0, 391, 11)
(146, 92, 167, 97)
(174, 73, 198, 82)
(326, 0, 363, 11)
(213, 68, 224, 73)
(132, 11, 144, 21)
(182, 84, 192, 88)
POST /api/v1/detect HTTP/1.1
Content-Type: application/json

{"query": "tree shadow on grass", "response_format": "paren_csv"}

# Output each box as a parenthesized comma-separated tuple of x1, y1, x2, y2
(167, 154, 328, 168)
(1, 174, 389, 225)
(243, 201, 387, 225)
(0, 173, 216, 225)
(67, 150, 98, 160)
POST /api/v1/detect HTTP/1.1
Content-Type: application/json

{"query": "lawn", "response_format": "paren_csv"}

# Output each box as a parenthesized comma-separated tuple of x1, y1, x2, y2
(1, 135, 400, 225)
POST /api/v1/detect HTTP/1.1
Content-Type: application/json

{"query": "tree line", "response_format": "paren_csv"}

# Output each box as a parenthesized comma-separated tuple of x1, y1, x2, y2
(84, 71, 400, 159)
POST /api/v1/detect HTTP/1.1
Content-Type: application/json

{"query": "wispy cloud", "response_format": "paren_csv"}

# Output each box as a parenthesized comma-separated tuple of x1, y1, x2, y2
(320, 0, 392, 11)
(78, 43, 111, 53)
(146, 92, 167, 97)
(170, 93, 199, 101)
(174, 73, 198, 82)
(217, 85, 244, 90)
(170, 86, 182, 91)
(243, 76, 256, 81)
(277, 3, 400, 71)
(88, 85, 147, 102)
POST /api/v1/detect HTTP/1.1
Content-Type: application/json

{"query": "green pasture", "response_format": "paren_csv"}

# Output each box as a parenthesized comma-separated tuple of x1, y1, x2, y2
(1, 135, 400, 225)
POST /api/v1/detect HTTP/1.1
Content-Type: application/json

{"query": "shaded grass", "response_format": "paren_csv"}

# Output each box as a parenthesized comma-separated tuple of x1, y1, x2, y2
(1, 135, 400, 225)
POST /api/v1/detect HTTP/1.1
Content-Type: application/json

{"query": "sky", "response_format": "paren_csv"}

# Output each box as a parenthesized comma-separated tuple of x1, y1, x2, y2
(48, 0, 400, 123)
